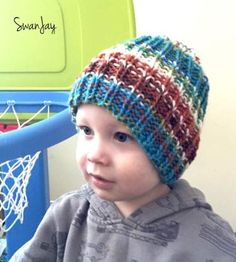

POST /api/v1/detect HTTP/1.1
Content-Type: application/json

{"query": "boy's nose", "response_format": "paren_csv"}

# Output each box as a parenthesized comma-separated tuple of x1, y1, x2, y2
(87, 139, 109, 165)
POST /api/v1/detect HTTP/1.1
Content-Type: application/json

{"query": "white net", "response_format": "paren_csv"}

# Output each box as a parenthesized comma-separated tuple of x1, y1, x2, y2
(0, 100, 50, 131)
(0, 100, 50, 233)
(0, 152, 40, 233)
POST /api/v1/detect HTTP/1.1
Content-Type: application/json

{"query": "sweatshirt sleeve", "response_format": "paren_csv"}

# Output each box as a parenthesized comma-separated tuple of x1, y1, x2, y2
(9, 190, 86, 262)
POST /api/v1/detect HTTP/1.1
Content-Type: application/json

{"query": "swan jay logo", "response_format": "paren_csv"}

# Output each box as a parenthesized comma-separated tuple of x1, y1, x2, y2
(13, 16, 57, 34)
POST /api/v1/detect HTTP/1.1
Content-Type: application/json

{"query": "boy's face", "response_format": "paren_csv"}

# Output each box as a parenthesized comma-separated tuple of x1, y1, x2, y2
(75, 104, 169, 215)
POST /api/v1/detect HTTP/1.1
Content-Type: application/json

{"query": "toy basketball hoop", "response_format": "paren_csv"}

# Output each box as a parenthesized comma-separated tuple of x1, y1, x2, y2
(0, 91, 75, 234)
(0, 0, 135, 259)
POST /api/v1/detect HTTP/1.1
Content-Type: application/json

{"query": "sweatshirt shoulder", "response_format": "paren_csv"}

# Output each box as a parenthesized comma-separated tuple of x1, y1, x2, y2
(174, 206, 236, 260)
(168, 180, 236, 260)
(198, 208, 236, 256)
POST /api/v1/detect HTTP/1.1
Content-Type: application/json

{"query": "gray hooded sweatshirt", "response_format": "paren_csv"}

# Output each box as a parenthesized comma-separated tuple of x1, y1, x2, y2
(10, 179, 236, 262)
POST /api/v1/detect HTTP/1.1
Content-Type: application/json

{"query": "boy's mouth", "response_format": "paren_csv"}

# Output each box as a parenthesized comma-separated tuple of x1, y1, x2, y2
(88, 173, 114, 189)
(90, 173, 113, 182)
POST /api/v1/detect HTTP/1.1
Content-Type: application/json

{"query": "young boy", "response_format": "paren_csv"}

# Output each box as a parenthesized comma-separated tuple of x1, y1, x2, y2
(10, 35, 236, 261)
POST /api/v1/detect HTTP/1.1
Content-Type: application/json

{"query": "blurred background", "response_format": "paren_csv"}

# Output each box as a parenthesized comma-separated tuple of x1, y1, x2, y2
(48, 0, 236, 229)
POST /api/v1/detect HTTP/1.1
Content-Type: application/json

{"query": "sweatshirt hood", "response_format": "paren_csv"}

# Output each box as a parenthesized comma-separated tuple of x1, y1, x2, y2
(85, 179, 212, 226)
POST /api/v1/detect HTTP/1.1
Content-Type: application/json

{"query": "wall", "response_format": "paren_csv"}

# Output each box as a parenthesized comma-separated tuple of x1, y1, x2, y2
(48, 0, 236, 230)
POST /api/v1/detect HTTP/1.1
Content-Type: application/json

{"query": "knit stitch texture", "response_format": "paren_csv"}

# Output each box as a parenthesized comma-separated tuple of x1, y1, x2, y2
(69, 35, 209, 185)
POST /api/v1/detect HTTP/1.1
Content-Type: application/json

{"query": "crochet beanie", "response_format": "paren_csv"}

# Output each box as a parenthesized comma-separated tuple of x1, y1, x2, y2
(69, 35, 209, 185)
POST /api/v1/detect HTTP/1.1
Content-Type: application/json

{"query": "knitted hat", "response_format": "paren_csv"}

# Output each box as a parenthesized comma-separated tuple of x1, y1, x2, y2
(69, 35, 209, 185)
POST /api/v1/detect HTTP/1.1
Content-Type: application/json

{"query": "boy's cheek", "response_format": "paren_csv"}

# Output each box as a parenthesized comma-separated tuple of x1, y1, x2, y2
(75, 148, 86, 166)
(76, 156, 86, 175)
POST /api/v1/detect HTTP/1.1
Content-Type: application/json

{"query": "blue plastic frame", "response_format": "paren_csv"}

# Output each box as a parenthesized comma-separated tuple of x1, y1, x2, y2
(0, 91, 77, 259)
(0, 91, 76, 162)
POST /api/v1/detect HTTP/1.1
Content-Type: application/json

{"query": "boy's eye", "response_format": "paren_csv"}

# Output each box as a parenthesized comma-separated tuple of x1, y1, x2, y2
(114, 132, 131, 143)
(77, 126, 92, 136)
